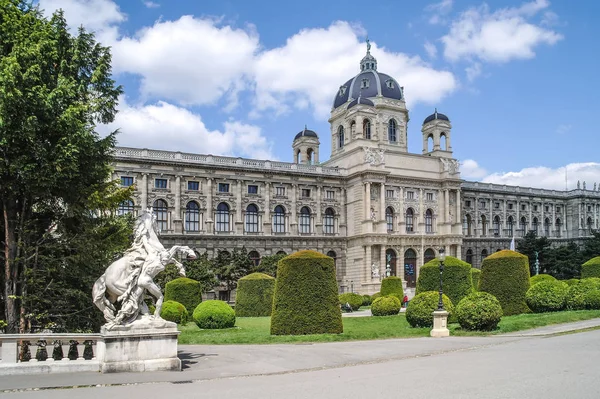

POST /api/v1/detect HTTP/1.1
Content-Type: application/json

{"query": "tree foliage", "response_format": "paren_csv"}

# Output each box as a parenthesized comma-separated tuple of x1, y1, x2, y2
(213, 247, 253, 293)
(251, 253, 286, 277)
(517, 231, 551, 276)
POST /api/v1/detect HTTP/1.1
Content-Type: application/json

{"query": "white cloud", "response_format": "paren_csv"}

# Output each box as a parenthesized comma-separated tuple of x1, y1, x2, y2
(461, 159, 488, 179)
(143, 1, 159, 8)
(556, 124, 572, 135)
(425, 0, 453, 25)
(100, 97, 275, 160)
(441, 0, 562, 63)
(424, 41, 438, 58)
(465, 62, 482, 81)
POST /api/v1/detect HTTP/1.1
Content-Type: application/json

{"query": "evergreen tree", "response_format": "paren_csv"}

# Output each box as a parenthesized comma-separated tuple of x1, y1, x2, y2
(516, 231, 551, 276)
(213, 247, 253, 297)
(251, 253, 287, 277)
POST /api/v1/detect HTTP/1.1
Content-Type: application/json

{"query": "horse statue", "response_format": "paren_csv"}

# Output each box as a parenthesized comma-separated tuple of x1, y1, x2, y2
(92, 209, 197, 328)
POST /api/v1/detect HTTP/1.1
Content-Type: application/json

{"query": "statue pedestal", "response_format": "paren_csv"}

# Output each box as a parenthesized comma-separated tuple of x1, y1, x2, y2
(96, 317, 181, 373)
(430, 310, 450, 338)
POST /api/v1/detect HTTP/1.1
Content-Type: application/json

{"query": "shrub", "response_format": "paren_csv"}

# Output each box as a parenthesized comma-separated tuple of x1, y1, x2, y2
(565, 278, 580, 286)
(339, 293, 364, 311)
(380, 276, 404, 302)
(416, 256, 473, 306)
(235, 272, 276, 317)
(371, 292, 382, 302)
(406, 291, 454, 328)
(160, 300, 189, 324)
(270, 250, 343, 335)
(371, 296, 401, 316)
(362, 294, 372, 306)
(479, 250, 530, 316)
(565, 278, 600, 310)
(455, 292, 503, 331)
(582, 256, 600, 279)
(192, 300, 236, 329)
(471, 268, 481, 291)
(584, 290, 600, 310)
(165, 277, 203, 313)
(525, 280, 568, 313)
(530, 274, 557, 286)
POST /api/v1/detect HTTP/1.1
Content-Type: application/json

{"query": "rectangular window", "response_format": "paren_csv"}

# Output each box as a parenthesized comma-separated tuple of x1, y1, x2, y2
(155, 178, 167, 189)
(556, 206, 561, 213)
(276, 187, 285, 196)
(406, 191, 414, 200)
(387, 190, 395, 199)
(426, 193, 433, 201)
(465, 200, 471, 207)
(218, 183, 230, 193)
(301, 189, 311, 198)
(588, 205, 592, 212)
(495, 202, 500, 209)
(521, 204, 526, 211)
(187, 181, 199, 191)
(480, 201, 486, 209)
(248, 185, 258, 194)
(534, 205, 538, 211)
(545, 206, 549, 212)
(508, 203, 513, 210)
(121, 176, 134, 187)
(326, 190, 335, 199)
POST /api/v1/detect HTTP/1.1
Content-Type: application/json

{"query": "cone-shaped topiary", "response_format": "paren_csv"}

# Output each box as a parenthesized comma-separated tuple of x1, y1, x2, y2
(471, 268, 481, 291)
(582, 256, 600, 279)
(526, 280, 568, 313)
(380, 276, 404, 302)
(406, 291, 454, 328)
(371, 296, 401, 316)
(339, 293, 364, 311)
(479, 250, 530, 316)
(455, 292, 503, 331)
(565, 278, 600, 310)
(235, 272, 276, 317)
(416, 256, 473, 306)
(160, 300, 189, 324)
(530, 274, 557, 286)
(270, 250, 343, 335)
(165, 277, 202, 313)
(193, 300, 236, 329)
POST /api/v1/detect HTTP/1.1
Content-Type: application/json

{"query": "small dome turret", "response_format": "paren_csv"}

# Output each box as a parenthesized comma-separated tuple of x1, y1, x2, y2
(423, 108, 450, 125)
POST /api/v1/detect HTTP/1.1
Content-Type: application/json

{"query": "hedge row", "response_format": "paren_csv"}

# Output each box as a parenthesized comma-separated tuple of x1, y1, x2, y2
(165, 277, 202, 313)
(235, 273, 275, 317)
(380, 277, 404, 302)
(582, 257, 600, 279)
(416, 256, 473, 306)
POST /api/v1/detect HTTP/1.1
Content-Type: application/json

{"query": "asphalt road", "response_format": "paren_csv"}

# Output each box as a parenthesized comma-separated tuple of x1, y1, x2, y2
(6, 328, 600, 399)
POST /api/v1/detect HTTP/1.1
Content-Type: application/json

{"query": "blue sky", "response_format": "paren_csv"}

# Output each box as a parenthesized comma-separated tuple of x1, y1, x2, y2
(38, 0, 600, 190)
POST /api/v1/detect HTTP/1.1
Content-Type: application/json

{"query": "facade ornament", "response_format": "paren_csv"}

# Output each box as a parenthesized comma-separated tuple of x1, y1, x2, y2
(583, 181, 586, 190)
(577, 180, 581, 189)
(594, 183, 597, 191)
(440, 158, 460, 174)
(363, 147, 386, 166)
(371, 262, 380, 279)
(370, 207, 376, 220)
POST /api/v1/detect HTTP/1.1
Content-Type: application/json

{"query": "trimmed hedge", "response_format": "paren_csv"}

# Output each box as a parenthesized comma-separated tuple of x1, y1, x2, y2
(406, 291, 454, 328)
(380, 277, 404, 302)
(582, 256, 600, 279)
(339, 293, 364, 311)
(371, 292, 382, 302)
(371, 296, 401, 316)
(584, 290, 600, 310)
(530, 274, 557, 286)
(471, 268, 481, 291)
(565, 278, 580, 286)
(416, 256, 473, 306)
(479, 250, 530, 316)
(362, 294, 372, 306)
(192, 300, 236, 329)
(565, 278, 600, 310)
(160, 300, 189, 324)
(235, 272, 276, 317)
(455, 292, 503, 331)
(270, 250, 343, 335)
(525, 280, 568, 313)
(165, 277, 202, 313)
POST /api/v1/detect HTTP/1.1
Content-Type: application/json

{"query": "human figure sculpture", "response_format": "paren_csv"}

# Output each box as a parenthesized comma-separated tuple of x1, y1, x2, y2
(371, 263, 380, 279)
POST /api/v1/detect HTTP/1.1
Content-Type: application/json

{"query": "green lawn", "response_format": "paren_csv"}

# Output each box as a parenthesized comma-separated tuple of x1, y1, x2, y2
(178, 310, 600, 345)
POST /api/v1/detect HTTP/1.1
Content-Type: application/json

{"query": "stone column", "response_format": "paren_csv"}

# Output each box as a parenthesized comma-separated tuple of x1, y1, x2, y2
(380, 246, 386, 276)
(316, 186, 322, 231)
(264, 182, 271, 234)
(444, 189, 450, 224)
(399, 187, 405, 229)
(552, 203, 556, 237)
(340, 188, 347, 236)
(291, 184, 297, 235)
(516, 200, 520, 237)
(365, 182, 371, 220)
(236, 180, 243, 234)
(503, 199, 507, 238)
(173, 175, 183, 233)
(380, 182, 385, 220)
(206, 178, 213, 233)
(455, 190, 461, 233)
(141, 173, 148, 209)
(365, 245, 372, 282)
(419, 188, 424, 233)
(474, 197, 480, 237)
(529, 201, 533, 231)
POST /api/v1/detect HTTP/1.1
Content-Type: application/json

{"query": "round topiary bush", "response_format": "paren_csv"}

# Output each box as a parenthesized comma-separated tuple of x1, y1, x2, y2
(339, 293, 364, 311)
(165, 277, 202, 313)
(270, 250, 343, 335)
(530, 274, 557, 286)
(565, 278, 580, 286)
(471, 268, 481, 291)
(455, 292, 503, 331)
(565, 278, 600, 310)
(371, 296, 401, 316)
(234, 272, 276, 317)
(192, 300, 236, 329)
(479, 250, 530, 316)
(380, 276, 404, 302)
(362, 294, 372, 306)
(525, 280, 568, 313)
(371, 292, 382, 302)
(416, 256, 473, 306)
(160, 300, 189, 324)
(406, 291, 454, 328)
(582, 256, 600, 279)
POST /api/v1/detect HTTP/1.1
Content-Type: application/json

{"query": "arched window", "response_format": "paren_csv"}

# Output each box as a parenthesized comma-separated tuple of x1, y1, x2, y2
(185, 201, 200, 232)
(466, 249, 473, 264)
(324, 208, 335, 234)
(425, 209, 433, 233)
(481, 249, 488, 261)
(216, 202, 230, 232)
(519, 216, 527, 237)
(248, 250, 260, 267)
(532, 217, 539, 235)
(118, 200, 134, 216)
(507, 216, 514, 237)
(588, 217, 594, 234)
(481, 215, 487, 236)
(386, 207, 394, 232)
(427, 135, 433, 152)
(556, 218, 562, 237)
(296, 150, 301, 164)
(363, 119, 371, 139)
(406, 208, 414, 232)
(404, 249, 417, 288)
(299, 206, 311, 234)
(307, 148, 314, 164)
(245, 204, 259, 233)
(463, 214, 473, 236)
(386, 249, 397, 276)
(388, 119, 397, 142)
(544, 218, 550, 236)
(424, 248, 436, 264)
(276, 250, 287, 255)
(327, 250, 337, 268)
(440, 133, 447, 150)
(273, 205, 286, 233)
(493, 216, 500, 236)
(153, 199, 168, 232)
(338, 126, 345, 149)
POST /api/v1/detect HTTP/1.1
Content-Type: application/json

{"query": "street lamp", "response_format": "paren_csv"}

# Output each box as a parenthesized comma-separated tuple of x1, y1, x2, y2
(437, 248, 446, 311)
(431, 248, 449, 338)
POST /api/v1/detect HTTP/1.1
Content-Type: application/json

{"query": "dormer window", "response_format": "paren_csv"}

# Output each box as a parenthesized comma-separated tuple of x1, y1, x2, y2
(386, 79, 395, 89)
(338, 86, 347, 97)
(361, 78, 369, 89)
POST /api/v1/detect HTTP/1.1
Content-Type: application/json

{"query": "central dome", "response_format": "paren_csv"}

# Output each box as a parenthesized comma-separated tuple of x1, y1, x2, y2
(332, 42, 403, 110)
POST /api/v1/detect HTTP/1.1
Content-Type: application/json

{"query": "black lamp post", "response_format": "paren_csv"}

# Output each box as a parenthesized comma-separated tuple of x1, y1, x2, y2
(437, 248, 446, 311)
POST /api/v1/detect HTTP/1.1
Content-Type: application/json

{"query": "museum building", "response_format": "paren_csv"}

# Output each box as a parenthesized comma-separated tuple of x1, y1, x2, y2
(113, 47, 600, 295)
